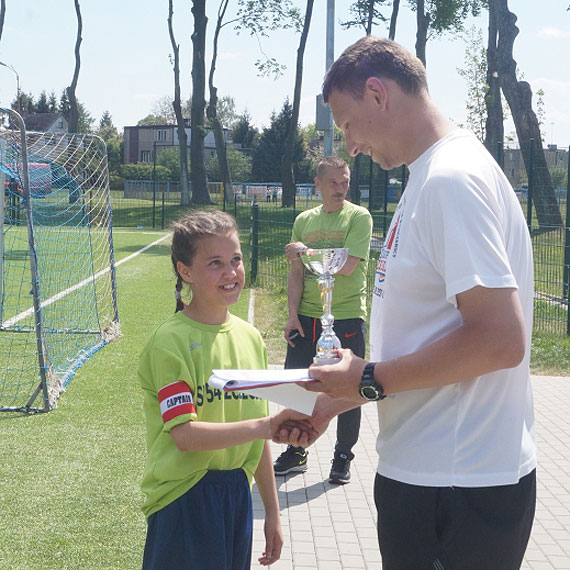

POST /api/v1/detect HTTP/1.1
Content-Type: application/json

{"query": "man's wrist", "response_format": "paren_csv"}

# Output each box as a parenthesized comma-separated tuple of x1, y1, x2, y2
(359, 362, 386, 401)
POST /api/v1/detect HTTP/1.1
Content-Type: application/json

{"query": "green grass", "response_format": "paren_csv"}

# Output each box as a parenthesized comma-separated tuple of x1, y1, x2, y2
(0, 229, 249, 570)
(0, 217, 567, 569)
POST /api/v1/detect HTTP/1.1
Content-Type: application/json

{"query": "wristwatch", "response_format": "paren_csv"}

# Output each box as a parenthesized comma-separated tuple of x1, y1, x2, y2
(359, 362, 385, 401)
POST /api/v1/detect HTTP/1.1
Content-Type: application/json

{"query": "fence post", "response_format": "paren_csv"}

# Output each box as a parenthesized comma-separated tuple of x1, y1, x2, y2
(250, 201, 259, 284)
(161, 181, 166, 230)
(563, 147, 570, 335)
(527, 139, 534, 231)
(152, 142, 157, 229)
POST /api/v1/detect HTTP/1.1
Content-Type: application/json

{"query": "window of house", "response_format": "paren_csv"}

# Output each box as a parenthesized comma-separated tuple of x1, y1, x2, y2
(58, 120, 64, 129)
(155, 129, 167, 142)
(141, 150, 151, 163)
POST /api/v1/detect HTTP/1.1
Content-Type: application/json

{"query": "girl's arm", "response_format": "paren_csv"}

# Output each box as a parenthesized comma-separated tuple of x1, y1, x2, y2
(254, 441, 283, 566)
(170, 417, 270, 452)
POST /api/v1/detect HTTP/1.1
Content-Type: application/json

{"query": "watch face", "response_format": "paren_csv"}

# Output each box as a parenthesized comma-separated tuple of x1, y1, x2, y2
(361, 385, 379, 401)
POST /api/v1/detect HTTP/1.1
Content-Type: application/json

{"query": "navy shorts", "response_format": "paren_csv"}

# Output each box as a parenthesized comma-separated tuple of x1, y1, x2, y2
(142, 469, 253, 570)
(374, 470, 536, 570)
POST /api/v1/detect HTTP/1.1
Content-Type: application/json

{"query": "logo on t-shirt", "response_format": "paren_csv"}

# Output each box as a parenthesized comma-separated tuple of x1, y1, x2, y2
(374, 203, 403, 297)
(158, 381, 196, 423)
(376, 211, 402, 282)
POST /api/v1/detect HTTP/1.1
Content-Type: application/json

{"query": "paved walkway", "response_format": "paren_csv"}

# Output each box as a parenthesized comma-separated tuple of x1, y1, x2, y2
(252, 375, 570, 569)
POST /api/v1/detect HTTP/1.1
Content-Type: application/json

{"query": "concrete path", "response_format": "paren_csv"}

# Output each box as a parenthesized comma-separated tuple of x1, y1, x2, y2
(252, 375, 570, 569)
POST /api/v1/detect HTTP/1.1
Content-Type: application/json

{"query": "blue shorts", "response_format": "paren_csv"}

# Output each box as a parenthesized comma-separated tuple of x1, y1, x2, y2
(142, 469, 253, 570)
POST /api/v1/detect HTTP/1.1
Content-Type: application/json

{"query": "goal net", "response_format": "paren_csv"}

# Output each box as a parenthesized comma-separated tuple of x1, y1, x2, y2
(0, 108, 120, 413)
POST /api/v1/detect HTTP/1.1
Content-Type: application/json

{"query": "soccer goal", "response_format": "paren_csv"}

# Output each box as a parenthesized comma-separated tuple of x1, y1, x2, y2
(0, 108, 120, 413)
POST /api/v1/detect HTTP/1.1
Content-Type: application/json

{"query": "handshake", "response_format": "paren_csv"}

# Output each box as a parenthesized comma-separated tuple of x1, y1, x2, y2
(267, 404, 328, 448)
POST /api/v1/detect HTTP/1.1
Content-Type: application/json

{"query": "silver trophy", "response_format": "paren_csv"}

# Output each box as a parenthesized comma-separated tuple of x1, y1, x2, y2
(297, 247, 349, 365)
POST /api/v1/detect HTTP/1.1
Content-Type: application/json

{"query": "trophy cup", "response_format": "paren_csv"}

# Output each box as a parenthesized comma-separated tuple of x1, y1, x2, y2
(297, 247, 349, 365)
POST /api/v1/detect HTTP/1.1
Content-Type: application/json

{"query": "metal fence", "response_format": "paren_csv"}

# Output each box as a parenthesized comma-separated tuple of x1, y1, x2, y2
(110, 145, 570, 336)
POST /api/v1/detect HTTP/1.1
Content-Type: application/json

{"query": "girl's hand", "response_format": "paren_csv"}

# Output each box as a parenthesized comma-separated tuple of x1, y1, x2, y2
(258, 515, 283, 566)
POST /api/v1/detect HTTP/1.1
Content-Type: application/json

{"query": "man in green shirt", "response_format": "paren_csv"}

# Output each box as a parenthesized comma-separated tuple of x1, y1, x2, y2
(274, 156, 373, 484)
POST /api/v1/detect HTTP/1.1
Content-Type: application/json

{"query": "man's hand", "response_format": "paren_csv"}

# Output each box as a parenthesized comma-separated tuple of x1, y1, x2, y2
(284, 241, 307, 262)
(284, 315, 305, 346)
(270, 394, 351, 448)
(269, 408, 318, 447)
(305, 348, 367, 402)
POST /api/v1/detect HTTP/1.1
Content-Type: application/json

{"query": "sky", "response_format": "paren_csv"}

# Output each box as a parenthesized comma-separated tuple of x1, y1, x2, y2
(1, 1, 570, 148)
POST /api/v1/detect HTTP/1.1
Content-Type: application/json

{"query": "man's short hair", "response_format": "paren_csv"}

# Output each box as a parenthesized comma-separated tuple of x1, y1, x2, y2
(322, 36, 428, 102)
(316, 156, 349, 179)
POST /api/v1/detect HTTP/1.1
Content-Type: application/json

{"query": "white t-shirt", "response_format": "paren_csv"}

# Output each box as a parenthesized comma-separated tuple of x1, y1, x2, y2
(369, 130, 536, 487)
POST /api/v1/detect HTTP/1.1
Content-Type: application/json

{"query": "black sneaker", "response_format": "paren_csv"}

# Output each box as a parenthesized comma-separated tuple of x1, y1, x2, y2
(273, 446, 309, 475)
(329, 452, 351, 484)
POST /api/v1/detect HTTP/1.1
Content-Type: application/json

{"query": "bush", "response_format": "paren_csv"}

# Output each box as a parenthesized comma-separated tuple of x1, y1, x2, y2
(108, 174, 124, 190)
(119, 163, 170, 181)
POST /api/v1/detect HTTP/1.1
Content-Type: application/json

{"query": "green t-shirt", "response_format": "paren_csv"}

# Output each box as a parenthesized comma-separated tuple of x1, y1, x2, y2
(293, 201, 373, 320)
(138, 312, 269, 519)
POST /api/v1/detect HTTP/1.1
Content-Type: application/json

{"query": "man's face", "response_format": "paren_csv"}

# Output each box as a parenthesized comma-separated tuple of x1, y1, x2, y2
(328, 87, 396, 171)
(316, 165, 350, 212)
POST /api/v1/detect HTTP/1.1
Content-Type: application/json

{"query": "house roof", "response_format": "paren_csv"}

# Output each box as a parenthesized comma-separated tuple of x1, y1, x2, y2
(23, 113, 63, 132)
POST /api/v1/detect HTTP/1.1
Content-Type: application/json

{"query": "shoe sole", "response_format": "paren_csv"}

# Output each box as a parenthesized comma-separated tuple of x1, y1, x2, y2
(274, 464, 309, 475)
(329, 476, 350, 485)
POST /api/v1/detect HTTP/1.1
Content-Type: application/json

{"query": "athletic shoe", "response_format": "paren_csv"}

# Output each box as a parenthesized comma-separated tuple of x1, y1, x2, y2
(329, 452, 351, 484)
(273, 446, 309, 475)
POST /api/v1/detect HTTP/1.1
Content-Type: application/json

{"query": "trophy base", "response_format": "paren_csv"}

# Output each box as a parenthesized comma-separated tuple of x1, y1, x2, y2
(314, 355, 341, 366)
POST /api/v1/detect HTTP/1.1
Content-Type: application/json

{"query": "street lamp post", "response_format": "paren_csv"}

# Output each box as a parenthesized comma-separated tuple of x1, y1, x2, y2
(0, 60, 21, 115)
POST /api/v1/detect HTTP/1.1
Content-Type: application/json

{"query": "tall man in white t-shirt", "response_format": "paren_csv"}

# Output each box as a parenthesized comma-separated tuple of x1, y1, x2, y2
(283, 36, 536, 570)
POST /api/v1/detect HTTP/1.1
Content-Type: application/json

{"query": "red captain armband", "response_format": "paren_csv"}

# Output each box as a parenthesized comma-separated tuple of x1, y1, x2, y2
(158, 381, 196, 423)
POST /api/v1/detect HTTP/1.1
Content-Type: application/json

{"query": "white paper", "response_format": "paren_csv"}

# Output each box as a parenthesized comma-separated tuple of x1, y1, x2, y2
(208, 369, 317, 415)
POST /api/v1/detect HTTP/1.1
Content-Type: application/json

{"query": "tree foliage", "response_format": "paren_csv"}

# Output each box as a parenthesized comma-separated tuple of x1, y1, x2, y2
(97, 110, 118, 140)
(409, 0, 483, 66)
(232, 111, 259, 149)
(251, 99, 310, 183)
(456, 26, 487, 141)
(233, 0, 303, 78)
(340, 0, 389, 35)
(207, 147, 252, 183)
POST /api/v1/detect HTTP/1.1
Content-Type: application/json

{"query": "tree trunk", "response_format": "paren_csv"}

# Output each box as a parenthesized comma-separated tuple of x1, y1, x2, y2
(207, 0, 233, 205)
(492, 0, 562, 228)
(415, 0, 428, 67)
(190, 0, 212, 205)
(281, 0, 314, 208)
(484, 2, 503, 159)
(389, 0, 400, 40)
(168, 0, 190, 206)
(67, 0, 82, 134)
(0, 0, 6, 42)
(366, 0, 374, 35)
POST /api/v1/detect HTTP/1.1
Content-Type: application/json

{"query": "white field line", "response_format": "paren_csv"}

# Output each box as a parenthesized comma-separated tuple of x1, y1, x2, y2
(3, 233, 172, 328)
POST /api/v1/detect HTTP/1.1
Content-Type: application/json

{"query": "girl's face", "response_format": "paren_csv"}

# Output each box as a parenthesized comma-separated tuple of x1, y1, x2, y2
(177, 231, 245, 324)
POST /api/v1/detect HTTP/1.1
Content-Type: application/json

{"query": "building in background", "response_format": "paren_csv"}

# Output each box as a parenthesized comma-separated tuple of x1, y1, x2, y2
(122, 121, 232, 165)
(23, 113, 68, 134)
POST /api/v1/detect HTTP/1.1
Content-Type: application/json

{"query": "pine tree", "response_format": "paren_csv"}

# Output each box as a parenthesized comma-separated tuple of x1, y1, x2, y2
(36, 91, 50, 113)
(251, 99, 310, 183)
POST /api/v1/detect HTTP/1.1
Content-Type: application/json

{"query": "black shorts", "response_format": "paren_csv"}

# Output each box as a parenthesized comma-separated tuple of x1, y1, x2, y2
(374, 470, 536, 570)
(285, 314, 366, 369)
